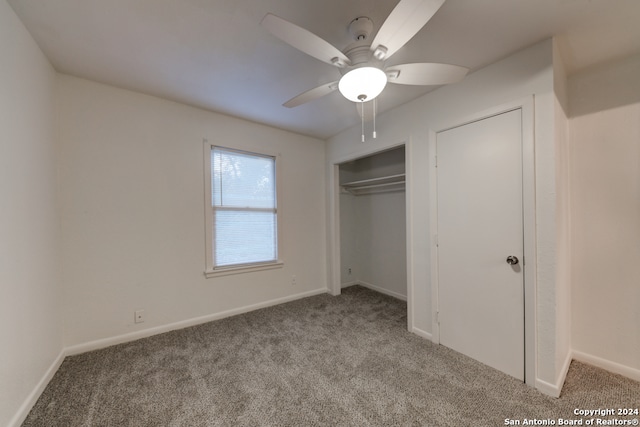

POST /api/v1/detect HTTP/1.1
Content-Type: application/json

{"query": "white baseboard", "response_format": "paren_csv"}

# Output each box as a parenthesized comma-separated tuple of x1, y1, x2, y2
(356, 281, 407, 301)
(535, 377, 560, 398)
(66, 287, 328, 356)
(8, 348, 66, 427)
(535, 349, 640, 398)
(572, 350, 640, 382)
(341, 281, 358, 289)
(535, 350, 572, 398)
(412, 326, 433, 341)
(557, 349, 573, 393)
(11, 288, 328, 426)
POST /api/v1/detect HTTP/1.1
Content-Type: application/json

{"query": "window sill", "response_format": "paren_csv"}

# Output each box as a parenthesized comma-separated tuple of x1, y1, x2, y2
(204, 261, 284, 278)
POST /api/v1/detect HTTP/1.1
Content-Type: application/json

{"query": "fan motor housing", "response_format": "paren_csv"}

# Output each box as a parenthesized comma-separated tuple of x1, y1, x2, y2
(348, 17, 374, 41)
(340, 44, 385, 75)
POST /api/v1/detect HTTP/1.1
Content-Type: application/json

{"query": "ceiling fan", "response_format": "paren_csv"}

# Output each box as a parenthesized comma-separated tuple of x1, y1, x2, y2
(261, 0, 468, 110)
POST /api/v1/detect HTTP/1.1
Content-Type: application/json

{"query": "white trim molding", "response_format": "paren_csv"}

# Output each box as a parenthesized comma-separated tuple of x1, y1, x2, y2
(8, 349, 66, 427)
(342, 281, 407, 301)
(357, 281, 407, 301)
(340, 281, 358, 289)
(572, 350, 640, 382)
(11, 288, 328, 426)
(536, 350, 640, 398)
(204, 261, 284, 278)
(535, 377, 562, 399)
(404, 137, 415, 332)
(412, 327, 433, 341)
(66, 288, 327, 356)
(536, 350, 572, 398)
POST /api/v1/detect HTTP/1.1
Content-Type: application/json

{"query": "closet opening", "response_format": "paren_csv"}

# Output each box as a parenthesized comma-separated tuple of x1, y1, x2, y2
(336, 145, 408, 306)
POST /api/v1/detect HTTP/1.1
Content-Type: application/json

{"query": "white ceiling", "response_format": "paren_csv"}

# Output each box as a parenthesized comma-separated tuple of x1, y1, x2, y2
(8, 0, 640, 139)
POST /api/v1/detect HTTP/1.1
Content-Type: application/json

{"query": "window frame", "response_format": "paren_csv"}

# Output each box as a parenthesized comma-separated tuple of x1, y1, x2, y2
(203, 140, 283, 278)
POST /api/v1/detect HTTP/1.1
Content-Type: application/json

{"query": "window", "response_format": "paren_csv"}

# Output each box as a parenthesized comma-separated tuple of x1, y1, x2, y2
(204, 143, 282, 277)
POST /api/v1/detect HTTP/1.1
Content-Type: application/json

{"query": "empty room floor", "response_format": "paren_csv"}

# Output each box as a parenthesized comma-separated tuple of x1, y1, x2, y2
(23, 286, 640, 426)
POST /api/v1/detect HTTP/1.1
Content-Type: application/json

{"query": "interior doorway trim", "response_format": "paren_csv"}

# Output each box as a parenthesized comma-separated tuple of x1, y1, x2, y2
(328, 139, 414, 332)
(428, 96, 536, 386)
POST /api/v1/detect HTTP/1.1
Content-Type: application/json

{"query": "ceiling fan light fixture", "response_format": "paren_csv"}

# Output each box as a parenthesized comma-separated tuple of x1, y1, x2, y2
(338, 67, 387, 103)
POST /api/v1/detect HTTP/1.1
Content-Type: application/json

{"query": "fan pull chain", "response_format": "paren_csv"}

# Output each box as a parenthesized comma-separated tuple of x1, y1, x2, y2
(373, 98, 377, 139)
(361, 100, 365, 143)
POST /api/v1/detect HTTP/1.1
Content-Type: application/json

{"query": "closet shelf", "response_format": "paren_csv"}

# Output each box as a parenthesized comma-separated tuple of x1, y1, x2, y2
(341, 173, 405, 195)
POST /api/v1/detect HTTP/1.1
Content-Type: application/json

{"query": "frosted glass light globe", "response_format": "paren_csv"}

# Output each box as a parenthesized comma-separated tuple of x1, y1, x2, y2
(338, 67, 387, 103)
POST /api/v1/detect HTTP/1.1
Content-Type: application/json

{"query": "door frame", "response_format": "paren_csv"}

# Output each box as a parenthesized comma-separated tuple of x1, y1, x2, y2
(328, 139, 415, 332)
(428, 96, 536, 385)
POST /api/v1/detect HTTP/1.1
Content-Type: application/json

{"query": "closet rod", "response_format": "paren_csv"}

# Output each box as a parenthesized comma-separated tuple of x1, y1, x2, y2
(341, 173, 405, 188)
(345, 181, 405, 192)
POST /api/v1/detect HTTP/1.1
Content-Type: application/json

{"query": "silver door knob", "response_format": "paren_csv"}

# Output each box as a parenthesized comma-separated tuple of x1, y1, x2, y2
(506, 256, 519, 265)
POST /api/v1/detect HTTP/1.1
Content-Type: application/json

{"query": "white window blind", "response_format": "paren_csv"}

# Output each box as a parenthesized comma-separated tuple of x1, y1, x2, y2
(211, 147, 277, 268)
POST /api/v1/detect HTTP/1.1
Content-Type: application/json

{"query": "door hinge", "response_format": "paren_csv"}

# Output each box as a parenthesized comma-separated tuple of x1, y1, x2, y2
(435, 155, 438, 168)
(436, 311, 440, 324)
(435, 233, 438, 247)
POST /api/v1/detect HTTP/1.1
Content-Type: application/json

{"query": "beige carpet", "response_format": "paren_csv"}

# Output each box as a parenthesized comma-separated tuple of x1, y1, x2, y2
(23, 286, 640, 426)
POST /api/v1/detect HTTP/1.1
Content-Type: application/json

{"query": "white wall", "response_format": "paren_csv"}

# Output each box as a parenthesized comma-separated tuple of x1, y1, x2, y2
(354, 191, 407, 299)
(339, 192, 358, 284)
(57, 75, 327, 348)
(327, 39, 565, 391)
(553, 40, 572, 387)
(341, 191, 407, 298)
(0, 1, 63, 425)
(569, 53, 640, 379)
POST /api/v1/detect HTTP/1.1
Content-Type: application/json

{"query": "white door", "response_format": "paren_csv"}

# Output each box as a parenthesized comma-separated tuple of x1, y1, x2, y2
(436, 109, 524, 380)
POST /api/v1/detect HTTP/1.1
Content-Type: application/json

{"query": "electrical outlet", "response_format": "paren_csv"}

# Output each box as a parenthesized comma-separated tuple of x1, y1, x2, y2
(348, 267, 352, 275)
(134, 309, 145, 323)
(291, 275, 296, 286)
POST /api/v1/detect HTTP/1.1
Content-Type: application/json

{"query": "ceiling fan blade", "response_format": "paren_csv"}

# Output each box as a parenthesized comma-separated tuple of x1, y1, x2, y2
(370, 0, 446, 60)
(386, 63, 468, 85)
(261, 13, 351, 68)
(283, 81, 339, 108)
